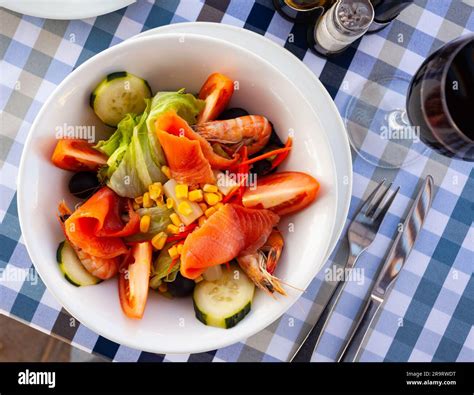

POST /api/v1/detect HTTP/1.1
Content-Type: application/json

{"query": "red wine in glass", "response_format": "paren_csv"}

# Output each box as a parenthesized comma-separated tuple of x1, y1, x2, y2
(406, 34, 474, 161)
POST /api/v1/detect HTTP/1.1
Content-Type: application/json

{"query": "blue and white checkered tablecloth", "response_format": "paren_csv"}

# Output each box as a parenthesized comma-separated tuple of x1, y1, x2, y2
(1, 0, 473, 362)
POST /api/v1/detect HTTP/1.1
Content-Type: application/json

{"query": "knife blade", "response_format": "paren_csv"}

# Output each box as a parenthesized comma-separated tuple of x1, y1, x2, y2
(338, 175, 434, 362)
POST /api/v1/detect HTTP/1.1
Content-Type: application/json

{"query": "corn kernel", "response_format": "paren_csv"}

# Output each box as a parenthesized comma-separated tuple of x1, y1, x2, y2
(205, 207, 216, 218)
(175, 184, 188, 199)
(140, 215, 151, 233)
(216, 192, 223, 202)
(178, 201, 193, 216)
(168, 245, 179, 259)
(167, 224, 180, 234)
(158, 282, 168, 293)
(161, 165, 171, 179)
(133, 202, 140, 211)
(151, 232, 167, 250)
(166, 197, 174, 209)
(134, 196, 143, 205)
(199, 202, 208, 212)
(204, 192, 220, 206)
(215, 202, 224, 211)
(198, 216, 207, 227)
(203, 184, 218, 193)
(194, 276, 204, 283)
(177, 244, 183, 254)
(149, 182, 163, 200)
(188, 189, 204, 202)
(170, 213, 182, 227)
(143, 192, 153, 208)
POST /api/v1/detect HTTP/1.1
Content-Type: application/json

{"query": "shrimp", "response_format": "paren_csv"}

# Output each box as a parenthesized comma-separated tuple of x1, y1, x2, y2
(73, 247, 119, 280)
(194, 115, 272, 155)
(237, 229, 286, 296)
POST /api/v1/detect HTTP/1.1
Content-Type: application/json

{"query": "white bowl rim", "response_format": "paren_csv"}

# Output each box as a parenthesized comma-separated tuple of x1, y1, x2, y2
(18, 32, 339, 354)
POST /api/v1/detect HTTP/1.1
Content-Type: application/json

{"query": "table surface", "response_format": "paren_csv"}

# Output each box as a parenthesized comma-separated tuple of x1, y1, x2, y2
(0, 0, 473, 362)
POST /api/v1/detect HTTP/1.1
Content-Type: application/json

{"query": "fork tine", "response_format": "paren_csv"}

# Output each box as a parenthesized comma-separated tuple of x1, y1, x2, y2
(373, 186, 400, 222)
(358, 179, 386, 216)
(367, 182, 393, 217)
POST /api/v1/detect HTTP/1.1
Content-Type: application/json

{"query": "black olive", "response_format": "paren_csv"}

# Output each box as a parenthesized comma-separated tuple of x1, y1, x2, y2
(268, 123, 285, 148)
(167, 273, 195, 297)
(68, 171, 100, 199)
(217, 107, 250, 120)
(250, 159, 273, 177)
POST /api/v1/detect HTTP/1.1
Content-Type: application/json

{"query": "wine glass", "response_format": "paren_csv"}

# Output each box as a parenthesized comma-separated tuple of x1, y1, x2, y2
(344, 33, 474, 168)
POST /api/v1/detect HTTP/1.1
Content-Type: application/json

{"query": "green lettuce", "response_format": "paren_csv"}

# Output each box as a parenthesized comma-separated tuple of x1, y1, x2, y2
(125, 205, 173, 242)
(149, 244, 180, 289)
(146, 89, 205, 134)
(96, 90, 204, 198)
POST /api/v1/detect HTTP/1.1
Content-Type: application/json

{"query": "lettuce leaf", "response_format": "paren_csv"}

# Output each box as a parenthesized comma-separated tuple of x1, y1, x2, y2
(96, 90, 204, 198)
(125, 205, 173, 242)
(146, 89, 205, 134)
(149, 244, 180, 289)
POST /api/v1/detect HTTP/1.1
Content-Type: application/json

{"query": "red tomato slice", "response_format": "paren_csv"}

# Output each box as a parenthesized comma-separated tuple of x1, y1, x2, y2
(119, 242, 152, 319)
(197, 73, 234, 124)
(242, 171, 320, 216)
(51, 139, 107, 171)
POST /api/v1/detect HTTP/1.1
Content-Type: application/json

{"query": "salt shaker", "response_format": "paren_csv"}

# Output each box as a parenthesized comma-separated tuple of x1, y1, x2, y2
(311, 0, 374, 56)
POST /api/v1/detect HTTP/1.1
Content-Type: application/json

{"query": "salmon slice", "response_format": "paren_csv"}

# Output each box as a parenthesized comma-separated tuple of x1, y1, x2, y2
(180, 203, 280, 279)
(155, 111, 238, 170)
(156, 129, 216, 185)
(64, 187, 139, 259)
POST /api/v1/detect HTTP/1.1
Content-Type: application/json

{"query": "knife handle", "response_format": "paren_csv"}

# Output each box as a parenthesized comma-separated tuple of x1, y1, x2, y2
(338, 296, 382, 362)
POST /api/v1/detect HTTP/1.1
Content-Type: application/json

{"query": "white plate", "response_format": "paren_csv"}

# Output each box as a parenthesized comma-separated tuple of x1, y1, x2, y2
(133, 22, 353, 261)
(1, 0, 135, 20)
(18, 33, 341, 354)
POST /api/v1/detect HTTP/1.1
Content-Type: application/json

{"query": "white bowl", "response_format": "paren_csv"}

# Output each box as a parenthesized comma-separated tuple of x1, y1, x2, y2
(18, 33, 338, 354)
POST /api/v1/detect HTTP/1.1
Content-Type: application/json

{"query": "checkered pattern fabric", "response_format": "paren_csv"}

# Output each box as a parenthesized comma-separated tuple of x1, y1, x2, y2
(1, 0, 473, 362)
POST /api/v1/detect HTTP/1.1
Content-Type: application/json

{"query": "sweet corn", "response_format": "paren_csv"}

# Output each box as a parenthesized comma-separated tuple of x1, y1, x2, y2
(167, 224, 180, 234)
(143, 192, 153, 208)
(175, 184, 188, 199)
(169, 213, 182, 227)
(178, 201, 193, 216)
(215, 202, 224, 211)
(204, 192, 220, 206)
(133, 202, 140, 211)
(177, 244, 183, 254)
(158, 282, 168, 293)
(151, 232, 167, 250)
(198, 216, 207, 227)
(188, 189, 204, 202)
(166, 197, 174, 209)
(216, 191, 223, 202)
(140, 215, 151, 233)
(134, 196, 143, 205)
(205, 207, 216, 218)
(149, 182, 163, 200)
(168, 245, 179, 259)
(203, 184, 218, 193)
(161, 165, 171, 179)
(198, 202, 208, 212)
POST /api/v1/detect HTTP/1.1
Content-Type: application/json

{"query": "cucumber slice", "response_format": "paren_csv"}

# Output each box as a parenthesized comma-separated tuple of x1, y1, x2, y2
(57, 241, 101, 286)
(90, 71, 152, 127)
(193, 265, 255, 329)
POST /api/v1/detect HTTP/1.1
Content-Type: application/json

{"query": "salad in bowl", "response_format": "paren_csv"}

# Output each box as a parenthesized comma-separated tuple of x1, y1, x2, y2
(51, 71, 320, 329)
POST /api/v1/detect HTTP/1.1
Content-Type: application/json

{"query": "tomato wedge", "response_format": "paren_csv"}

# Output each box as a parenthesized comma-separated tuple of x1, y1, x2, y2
(51, 139, 107, 171)
(197, 73, 234, 124)
(119, 242, 152, 319)
(242, 171, 320, 216)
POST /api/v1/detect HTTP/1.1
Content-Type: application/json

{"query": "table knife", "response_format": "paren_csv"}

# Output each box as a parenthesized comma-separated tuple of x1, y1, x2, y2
(339, 175, 434, 362)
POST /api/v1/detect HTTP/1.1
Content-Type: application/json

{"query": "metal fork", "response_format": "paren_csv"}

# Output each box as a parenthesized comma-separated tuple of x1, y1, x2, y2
(291, 179, 399, 362)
